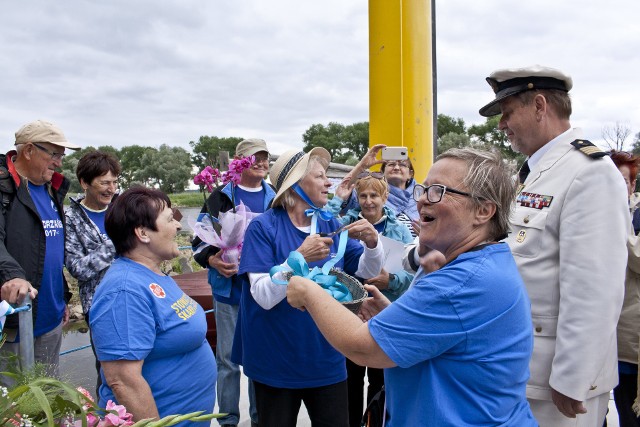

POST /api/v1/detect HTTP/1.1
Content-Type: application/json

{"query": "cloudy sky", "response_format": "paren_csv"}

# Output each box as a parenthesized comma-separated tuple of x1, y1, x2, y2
(1, 0, 639, 156)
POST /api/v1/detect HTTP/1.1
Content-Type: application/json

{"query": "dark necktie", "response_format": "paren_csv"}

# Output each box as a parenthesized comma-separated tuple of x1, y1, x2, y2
(518, 161, 530, 184)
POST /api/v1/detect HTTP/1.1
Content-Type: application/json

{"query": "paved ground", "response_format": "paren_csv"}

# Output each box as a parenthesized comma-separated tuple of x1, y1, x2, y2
(223, 373, 621, 427)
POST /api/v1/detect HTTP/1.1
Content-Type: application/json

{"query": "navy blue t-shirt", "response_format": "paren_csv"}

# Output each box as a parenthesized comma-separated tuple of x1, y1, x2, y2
(80, 204, 108, 237)
(28, 182, 65, 337)
(233, 207, 363, 388)
(235, 186, 265, 215)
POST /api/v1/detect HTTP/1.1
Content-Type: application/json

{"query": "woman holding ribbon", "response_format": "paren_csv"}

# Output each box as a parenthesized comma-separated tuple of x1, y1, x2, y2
(287, 148, 536, 426)
(232, 147, 384, 427)
(328, 170, 413, 427)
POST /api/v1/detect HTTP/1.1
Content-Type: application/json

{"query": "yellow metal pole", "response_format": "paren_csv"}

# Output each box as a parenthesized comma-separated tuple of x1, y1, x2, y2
(369, 0, 434, 182)
(368, 0, 402, 151)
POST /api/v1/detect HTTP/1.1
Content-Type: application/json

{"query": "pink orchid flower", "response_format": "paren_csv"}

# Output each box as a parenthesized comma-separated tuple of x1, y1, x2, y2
(99, 400, 134, 427)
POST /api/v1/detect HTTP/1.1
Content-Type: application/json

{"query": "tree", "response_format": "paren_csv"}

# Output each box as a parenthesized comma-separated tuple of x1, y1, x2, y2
(342, 122, 370, 161)
(468, 116, 524, 164)
(119, 145, 157, 188)
(602, 122, 632, 151)
(138, 145, 192, 193)
(436, 133, 472, 156)
(631, 132, 640, 156)
(189, 136, 243, 170)
(437, 114, 466, 138)
(302, 122, 369, 164)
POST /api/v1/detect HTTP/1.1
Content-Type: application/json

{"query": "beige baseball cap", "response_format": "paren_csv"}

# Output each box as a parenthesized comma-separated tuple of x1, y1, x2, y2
(235, 138, 269, 158)
(15, 120, 80, 150)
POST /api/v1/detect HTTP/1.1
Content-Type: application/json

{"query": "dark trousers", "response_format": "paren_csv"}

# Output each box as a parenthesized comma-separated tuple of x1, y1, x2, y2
(613, 372, 640, 427)
(253, 379, 348, 427)
(346, 359, 384, 427)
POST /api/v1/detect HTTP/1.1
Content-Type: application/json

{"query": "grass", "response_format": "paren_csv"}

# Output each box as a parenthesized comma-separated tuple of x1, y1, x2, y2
(169, 191, 206, 208)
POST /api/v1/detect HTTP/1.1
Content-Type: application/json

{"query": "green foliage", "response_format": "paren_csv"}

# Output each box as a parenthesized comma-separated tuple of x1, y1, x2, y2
(0, 363, 220, 427)
(468, 116, 525, 163)
(436, 133, 472, 155)
(437, 114, 466, 137)
(137, 145, 193, 194)
(189, 136, 243, 170)
(119, 145, 157, 188)
(631, 132, 640, 156)
(302, 122, 369, 164)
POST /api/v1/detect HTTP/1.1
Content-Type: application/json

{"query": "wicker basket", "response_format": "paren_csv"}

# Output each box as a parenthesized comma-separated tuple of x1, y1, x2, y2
(283, 268, 368, 314)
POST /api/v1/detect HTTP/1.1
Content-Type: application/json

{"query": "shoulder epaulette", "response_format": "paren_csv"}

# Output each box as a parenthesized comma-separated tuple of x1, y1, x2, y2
(570, 139, 607, 159)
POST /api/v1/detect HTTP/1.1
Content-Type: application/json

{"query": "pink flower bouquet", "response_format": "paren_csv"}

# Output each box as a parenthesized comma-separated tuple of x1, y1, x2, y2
(190, 156, 260, 265)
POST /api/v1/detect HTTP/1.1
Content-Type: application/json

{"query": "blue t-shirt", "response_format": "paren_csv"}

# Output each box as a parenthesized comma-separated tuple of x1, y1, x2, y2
(80, 204, 108, 237)
(90, 257, 216, 425)
(369, 244, 535, 426)
(28, 182, 65, 337)
(214, 185, 267, 305)
(233, 207, 363, 388)
(235, 186, 265, 215)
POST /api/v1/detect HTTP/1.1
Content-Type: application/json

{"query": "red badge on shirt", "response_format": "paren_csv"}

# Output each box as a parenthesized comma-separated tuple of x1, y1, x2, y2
(149, 283, 166, 298)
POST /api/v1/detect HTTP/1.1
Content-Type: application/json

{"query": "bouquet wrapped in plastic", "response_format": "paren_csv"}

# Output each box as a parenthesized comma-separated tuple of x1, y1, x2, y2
(191, 155, 259, 265)
(189, 202, 260, 265)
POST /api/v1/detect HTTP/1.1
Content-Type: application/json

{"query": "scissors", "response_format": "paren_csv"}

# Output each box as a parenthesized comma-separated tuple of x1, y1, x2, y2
(319, 223, 349, 238)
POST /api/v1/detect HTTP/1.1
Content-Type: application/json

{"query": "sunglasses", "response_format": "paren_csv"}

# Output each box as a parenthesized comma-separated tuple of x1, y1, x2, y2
(357, 171, 385, 180)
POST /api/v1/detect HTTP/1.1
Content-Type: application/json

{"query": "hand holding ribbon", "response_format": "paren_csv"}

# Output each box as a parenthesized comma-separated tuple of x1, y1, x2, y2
(270, 230, 352, 303)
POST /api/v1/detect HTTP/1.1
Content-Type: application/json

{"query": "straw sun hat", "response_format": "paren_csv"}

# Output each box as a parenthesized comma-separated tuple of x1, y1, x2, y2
(270, 147, 331, 207)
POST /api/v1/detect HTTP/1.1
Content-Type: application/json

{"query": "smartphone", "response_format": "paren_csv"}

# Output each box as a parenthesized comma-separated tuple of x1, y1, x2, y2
(381, 147, 408, 161)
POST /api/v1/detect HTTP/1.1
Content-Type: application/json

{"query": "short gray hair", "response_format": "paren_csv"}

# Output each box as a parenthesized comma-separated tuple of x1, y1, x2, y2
(436, 148, 516, 240)
(277, 154, 330, 209)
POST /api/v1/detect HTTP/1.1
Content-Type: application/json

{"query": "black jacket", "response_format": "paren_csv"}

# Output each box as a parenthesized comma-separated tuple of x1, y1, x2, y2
(0, 151, 72, 330)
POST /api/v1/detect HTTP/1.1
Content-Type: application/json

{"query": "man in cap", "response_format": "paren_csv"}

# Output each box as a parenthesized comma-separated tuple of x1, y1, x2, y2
(0, 119, 80, 376)
(192, 138, 275, 427)
(479, 65, 629, 425)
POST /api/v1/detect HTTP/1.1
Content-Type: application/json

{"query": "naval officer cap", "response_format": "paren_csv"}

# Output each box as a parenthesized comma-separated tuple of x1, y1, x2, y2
(479, 65, 573, 117)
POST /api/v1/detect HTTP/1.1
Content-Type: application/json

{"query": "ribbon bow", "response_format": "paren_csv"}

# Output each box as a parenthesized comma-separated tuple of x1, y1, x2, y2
(292, 183, 334, 234)
(270, 230, 352, 302)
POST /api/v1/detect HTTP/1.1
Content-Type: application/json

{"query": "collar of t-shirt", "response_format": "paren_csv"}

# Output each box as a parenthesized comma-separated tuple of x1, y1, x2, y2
(527, 127, 573, 170)
(237, 184, 263, 192)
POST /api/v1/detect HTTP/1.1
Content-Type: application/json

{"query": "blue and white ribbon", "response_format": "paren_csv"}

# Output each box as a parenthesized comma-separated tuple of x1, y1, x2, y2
(0, 301, 30, 332)
(270, 230, 352, 302)
(292, 183, 334, 234)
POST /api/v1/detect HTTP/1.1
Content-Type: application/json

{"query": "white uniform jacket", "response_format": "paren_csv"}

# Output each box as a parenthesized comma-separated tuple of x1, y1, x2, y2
(506, 128, 628, 402)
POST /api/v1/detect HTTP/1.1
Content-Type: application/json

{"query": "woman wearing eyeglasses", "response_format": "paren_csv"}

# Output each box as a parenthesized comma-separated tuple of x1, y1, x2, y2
(328, 169, 414, 427)
(287, 148, 536, 426)
(339, 145, 419, 237)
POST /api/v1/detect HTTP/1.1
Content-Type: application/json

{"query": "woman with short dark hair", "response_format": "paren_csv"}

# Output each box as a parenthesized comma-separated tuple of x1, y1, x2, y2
(90, 186, 216, 425)
(65, 150, 121, 393)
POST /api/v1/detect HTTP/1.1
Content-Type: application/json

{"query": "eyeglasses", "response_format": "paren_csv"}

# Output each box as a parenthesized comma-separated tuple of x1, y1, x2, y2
(385, 161, 410, 169)
(254, 154, 270, 164)
(357, 171, 385, 180)
(31, 143, 66, 161)
(413, 184, 473, 203)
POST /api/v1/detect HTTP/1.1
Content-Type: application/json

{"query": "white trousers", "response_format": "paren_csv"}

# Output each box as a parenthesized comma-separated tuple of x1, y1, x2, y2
(528, 393, 609, 427)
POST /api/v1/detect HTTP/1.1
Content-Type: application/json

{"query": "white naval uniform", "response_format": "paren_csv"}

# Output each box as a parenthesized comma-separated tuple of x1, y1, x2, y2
(506, 128, 628, 426)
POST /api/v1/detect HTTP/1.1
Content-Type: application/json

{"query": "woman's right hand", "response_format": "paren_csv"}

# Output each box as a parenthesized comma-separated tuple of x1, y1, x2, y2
(297, 234, 334, 263)
(358, 144, 386, 171)
(358, 284, 391, 321)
